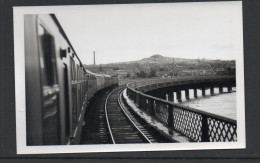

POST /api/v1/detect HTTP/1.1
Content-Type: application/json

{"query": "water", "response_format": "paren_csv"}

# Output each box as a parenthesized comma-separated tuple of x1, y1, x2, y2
(167, 88, 236, 120)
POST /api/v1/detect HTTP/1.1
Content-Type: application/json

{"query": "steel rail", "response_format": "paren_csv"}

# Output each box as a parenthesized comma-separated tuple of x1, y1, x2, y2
(105, 87, 152, 144)
(104, 88, 118, 144)
(117, 89, 152, 144)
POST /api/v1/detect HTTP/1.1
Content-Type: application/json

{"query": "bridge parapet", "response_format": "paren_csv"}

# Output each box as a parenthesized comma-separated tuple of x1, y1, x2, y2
(126, 76, 237, 142)
(128, 76, 235, 92)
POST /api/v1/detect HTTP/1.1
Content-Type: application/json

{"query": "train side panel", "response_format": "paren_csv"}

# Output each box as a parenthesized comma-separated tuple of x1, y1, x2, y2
(112, 76, 119, 86)
(104, 75, 112, 88)
(96, 75, 105, 91)
(24, 14, 119, 146)
(25, 14, 66, 145)
(87, 75, 97, 99)
(39, 15, 68, 145)
(24, 15, 44, 145)
(25, 14, 88, 145)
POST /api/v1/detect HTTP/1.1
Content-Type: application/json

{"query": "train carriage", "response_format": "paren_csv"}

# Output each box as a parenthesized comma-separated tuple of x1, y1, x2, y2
(112, 76, 119, 86)
(24, 14, 118, 146)
(24, 14, 89, 145)
(104, 75, 112, 88)
(85, 71, 98, 100)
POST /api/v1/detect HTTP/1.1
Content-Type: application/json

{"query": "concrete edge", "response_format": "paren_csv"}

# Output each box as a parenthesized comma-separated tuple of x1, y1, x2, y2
(122, 89, 192, 143)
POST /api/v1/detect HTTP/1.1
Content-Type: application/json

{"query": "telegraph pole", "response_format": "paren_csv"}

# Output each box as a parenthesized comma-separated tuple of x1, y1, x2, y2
(93, 51, 96, 65)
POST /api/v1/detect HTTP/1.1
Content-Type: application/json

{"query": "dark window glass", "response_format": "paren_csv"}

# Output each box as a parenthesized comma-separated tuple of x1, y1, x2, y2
(38, 25, 60, 145)
(39, 25, 57, 86)
(63, 64, 70, 140)
(70, 57, 74, 80)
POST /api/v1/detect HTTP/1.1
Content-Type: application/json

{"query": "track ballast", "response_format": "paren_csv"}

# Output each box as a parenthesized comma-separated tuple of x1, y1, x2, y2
(81, 87, 171, 144)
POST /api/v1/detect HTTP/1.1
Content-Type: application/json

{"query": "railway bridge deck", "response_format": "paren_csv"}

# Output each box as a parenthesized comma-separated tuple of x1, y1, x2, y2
(81, 76, 237, 144)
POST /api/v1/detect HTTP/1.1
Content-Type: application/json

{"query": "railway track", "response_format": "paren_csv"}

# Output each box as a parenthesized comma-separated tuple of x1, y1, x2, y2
(80, 89, 111, 144)
(105, 87, 169, 144)
(81, 86, 171, 144)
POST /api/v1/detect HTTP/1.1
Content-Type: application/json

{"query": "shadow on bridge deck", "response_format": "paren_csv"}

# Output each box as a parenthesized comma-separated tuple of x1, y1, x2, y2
(122, 89, 192, 143)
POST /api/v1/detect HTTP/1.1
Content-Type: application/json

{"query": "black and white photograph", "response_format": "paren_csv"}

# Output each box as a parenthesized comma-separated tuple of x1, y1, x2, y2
(14, 1, 245, 154)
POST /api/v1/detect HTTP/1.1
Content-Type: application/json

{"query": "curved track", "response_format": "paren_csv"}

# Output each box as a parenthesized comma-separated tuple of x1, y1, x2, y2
(105, 88, 157, 144)
(81, 87, 171, 144)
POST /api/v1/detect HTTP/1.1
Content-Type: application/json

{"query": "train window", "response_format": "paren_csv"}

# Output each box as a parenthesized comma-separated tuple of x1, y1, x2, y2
(38, 25, 60, 145)
(38, 25, 57, 86)
(76, 66, 78, 80)
(77, 65, 80, 80)
(70, 57, 74, 81)
(63, 64, 71, 141)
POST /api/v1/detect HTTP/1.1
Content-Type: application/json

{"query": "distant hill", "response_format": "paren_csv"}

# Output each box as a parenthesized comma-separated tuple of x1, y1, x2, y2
(84, 54, 235, 77)
(139, 54, 200, 64)
(85, 54, 234, 67)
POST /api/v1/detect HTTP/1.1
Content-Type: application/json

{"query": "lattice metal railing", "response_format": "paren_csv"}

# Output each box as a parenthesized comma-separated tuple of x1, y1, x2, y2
(208, 117, 237, 142)
(172, 107, 202, 141)
(126, 76, 237, 142)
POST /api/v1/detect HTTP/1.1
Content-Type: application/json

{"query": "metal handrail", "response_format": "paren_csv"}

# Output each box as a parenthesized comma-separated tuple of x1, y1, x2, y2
(125, 76, 237, 142)
(126, 76, 235, 89)
(128, 87, 236, 124)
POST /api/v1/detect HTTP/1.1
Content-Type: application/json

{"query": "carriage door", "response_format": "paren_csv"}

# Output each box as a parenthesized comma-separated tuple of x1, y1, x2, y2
(38, 24, 60, 145)
(62, 63, 71, 142)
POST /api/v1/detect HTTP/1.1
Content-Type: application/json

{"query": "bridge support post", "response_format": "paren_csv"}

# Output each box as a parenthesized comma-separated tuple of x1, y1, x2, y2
(219, 86, 223, 93)
(228, 86, 232, 93)
(162, 89, 168, 100)
(168, 92, 174, 102)
(177, 90, 182, 102)
(167, 105, 174, 127)
(194, 88, 197, 98)
(210, 86, 214, 95)
(185, 89, 190, 100)
(164, 93, 167, 100)
(201, 115, 210, 142)
(167, 87, 174, 102)
(202, 87, 206, 96)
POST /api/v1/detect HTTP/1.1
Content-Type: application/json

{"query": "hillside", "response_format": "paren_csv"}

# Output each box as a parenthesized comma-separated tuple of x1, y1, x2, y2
(139, 54, 201, 64)
(90, 54, 231, 66)
(84, 54, 235, 78)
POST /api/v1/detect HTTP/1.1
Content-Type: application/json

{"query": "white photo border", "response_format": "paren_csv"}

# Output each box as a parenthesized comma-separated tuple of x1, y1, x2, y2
(14, 1, 245, 154)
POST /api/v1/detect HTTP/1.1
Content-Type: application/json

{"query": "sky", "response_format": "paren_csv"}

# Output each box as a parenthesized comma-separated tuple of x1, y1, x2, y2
(55, 2, 243, 65)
